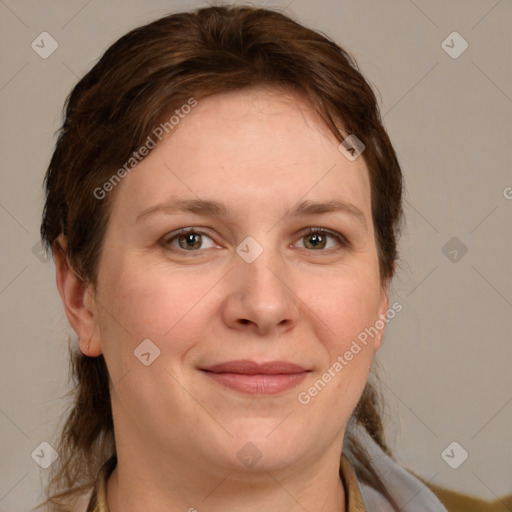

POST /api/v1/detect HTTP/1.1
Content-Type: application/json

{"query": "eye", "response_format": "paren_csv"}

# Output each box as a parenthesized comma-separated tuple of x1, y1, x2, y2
(162, 228, 218, 252)
(160, 227, 349, 255)
(294, 227, 349, 251)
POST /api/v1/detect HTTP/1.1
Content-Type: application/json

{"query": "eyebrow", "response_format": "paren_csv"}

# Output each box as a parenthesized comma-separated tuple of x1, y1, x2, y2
(136, 198, 367, 229)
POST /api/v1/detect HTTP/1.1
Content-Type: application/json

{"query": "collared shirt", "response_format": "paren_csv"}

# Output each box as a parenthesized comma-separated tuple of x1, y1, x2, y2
(86, 454, 367, 512)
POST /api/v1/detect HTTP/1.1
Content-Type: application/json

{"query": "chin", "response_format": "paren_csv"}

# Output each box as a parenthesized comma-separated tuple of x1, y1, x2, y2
(223, 423, 307, 468)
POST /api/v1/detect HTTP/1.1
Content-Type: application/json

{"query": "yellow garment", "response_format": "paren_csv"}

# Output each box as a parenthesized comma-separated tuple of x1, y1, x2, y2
(416, 475, 512, 512)
(85, 455, 511, 512)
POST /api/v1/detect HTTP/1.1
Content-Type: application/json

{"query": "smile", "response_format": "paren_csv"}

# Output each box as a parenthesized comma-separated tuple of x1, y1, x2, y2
(200, 360, 310, 395)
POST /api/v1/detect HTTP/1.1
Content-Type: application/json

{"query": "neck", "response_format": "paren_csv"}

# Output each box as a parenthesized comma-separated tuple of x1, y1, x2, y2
(106, 437, 346, 512)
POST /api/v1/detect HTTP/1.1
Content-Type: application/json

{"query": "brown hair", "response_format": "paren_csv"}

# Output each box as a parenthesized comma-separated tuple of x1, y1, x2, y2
(39, 4, 403, 510)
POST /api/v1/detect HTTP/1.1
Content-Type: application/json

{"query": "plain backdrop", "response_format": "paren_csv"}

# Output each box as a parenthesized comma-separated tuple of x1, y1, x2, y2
(0, 0, 511, 510)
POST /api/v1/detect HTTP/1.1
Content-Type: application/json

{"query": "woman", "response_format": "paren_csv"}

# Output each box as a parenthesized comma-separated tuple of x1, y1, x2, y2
(37, 4, 510, 512)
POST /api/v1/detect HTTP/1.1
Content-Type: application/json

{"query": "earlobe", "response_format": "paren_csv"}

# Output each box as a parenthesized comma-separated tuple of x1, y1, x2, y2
(53, 234, 103, 357)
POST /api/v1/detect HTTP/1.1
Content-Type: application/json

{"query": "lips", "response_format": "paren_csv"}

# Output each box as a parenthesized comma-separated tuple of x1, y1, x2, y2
(200, 360, 310, 395)
(202, 360, 308, 374)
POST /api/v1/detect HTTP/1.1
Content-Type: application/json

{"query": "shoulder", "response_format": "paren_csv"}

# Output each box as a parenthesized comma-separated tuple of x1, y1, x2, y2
(420, 477, 512, 512)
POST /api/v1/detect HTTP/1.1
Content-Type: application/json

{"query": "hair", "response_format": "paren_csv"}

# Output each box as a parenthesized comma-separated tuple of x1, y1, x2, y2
(38, 4, 403, 510)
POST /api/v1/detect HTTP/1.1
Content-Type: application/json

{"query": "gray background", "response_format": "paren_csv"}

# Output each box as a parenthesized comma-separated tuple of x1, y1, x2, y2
(1, 0, 511, 510)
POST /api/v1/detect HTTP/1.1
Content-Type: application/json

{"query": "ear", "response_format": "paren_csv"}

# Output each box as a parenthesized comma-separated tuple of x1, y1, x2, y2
(53, 234, 103, 357)
(374, 278, 391, 352)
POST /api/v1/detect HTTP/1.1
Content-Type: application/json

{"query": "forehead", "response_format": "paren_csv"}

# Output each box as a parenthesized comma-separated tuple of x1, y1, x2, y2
(109, 87, 372, 223)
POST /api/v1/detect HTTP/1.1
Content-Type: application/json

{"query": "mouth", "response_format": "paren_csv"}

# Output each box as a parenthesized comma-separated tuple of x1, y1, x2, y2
(200, 360, 310, 395)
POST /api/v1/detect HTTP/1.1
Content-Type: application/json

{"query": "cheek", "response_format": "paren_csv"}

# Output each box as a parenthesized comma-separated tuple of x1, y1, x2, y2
(299, 269, 381, 408)
(96, 258, 216, 358)
(298, 275, 379, 417)
(308, 268, 383, 353)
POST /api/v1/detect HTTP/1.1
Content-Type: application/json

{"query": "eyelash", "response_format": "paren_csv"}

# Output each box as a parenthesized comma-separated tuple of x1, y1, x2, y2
(160, 227, 350, 255)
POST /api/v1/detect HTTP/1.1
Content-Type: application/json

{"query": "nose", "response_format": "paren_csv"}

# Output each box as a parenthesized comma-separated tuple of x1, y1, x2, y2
(221, 244, 300, 337)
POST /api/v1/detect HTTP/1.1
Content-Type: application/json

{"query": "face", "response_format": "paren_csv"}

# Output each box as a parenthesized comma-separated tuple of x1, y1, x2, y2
(76, 87, 389, 476)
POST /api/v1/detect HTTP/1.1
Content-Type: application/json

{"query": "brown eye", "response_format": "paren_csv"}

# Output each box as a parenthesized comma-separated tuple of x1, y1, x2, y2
(295, 228, 348, 251)
(163, 229, 217, 252)
(303, 232, 327, 250)
(177, 232, 203, 250)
